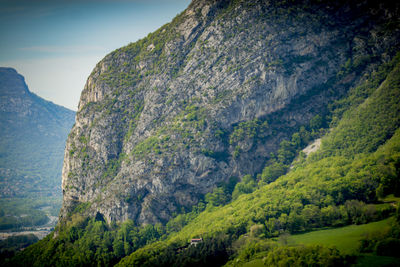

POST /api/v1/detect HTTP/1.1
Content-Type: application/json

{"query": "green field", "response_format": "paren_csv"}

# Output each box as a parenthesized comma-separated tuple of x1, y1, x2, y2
(288, 218, 393, 253)
(240, 218, 399, 267)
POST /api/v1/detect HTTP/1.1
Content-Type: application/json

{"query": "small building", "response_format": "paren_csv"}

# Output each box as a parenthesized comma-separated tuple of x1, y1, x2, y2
(190, 238, 203, 246)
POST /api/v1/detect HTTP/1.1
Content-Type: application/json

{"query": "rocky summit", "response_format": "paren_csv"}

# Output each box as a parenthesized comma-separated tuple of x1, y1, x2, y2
(60, 0, 400, 225)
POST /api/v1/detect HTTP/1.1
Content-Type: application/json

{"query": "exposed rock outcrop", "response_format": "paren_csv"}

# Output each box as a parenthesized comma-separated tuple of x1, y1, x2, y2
(60, 0, 400, 225)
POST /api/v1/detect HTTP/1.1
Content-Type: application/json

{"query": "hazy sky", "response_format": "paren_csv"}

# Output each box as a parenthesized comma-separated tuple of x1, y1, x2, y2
(0, 0, 190, 110)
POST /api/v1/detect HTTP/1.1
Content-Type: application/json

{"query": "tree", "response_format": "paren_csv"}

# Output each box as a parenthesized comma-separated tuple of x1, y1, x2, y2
(205, 187, 229, 206)
(232, 175, 256, 200)
(309, 115, 323, 131)
(260, 161, 287, 184)
(277, 140, 296, 164)
(113, 239, 125, 258)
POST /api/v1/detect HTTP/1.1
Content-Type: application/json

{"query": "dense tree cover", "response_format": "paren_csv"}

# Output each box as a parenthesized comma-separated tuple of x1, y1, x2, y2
(4, 215, 167, 267)
(117, 234, 234, 267)
(0, 234, 38, 264)
(228, 244, 355, 267)
(321, 55, 400, 158)
(359, 206, 400, 258)
(258, 117, 323, 185)
(259, 245, 355, 266)
(232, 175, 257, 200)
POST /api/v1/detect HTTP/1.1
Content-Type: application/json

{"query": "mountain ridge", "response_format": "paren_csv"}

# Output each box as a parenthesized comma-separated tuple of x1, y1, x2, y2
(60, 0, 400, 226)
(0, 67, 75, 198)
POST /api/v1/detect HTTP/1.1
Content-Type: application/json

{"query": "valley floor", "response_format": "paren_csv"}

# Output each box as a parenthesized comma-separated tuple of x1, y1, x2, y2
(0, 215, 57, 241)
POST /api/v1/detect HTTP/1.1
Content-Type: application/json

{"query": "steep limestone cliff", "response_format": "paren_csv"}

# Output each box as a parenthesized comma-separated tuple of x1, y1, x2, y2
(60, 0, 400, 225)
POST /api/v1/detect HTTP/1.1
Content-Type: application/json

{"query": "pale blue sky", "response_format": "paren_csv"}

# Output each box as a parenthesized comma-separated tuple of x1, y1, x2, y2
(0, 0, 190, 110)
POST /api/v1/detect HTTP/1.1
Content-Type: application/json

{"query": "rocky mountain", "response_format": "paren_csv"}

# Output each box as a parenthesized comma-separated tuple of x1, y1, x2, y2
(6, 0, 400, 266)
(0, 68, 75, 198)
(60, 0, 400, 227)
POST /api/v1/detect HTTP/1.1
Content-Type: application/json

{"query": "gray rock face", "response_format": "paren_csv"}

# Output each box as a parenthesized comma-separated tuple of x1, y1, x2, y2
(60, 0, 400, 225)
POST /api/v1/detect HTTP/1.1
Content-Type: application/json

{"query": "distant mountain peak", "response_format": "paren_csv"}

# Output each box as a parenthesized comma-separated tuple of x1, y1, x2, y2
(0, 67, 30, 97)
(0, 68, 75, 198)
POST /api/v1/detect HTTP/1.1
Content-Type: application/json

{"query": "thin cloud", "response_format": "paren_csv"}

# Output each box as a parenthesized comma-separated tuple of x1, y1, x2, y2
(0, 5, 57, 19)
(19, 45, 106, 54)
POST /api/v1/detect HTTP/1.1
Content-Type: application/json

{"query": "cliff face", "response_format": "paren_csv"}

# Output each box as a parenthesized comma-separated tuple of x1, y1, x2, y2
(0, 68, 75, 197)
(60, 0, 400, 225)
